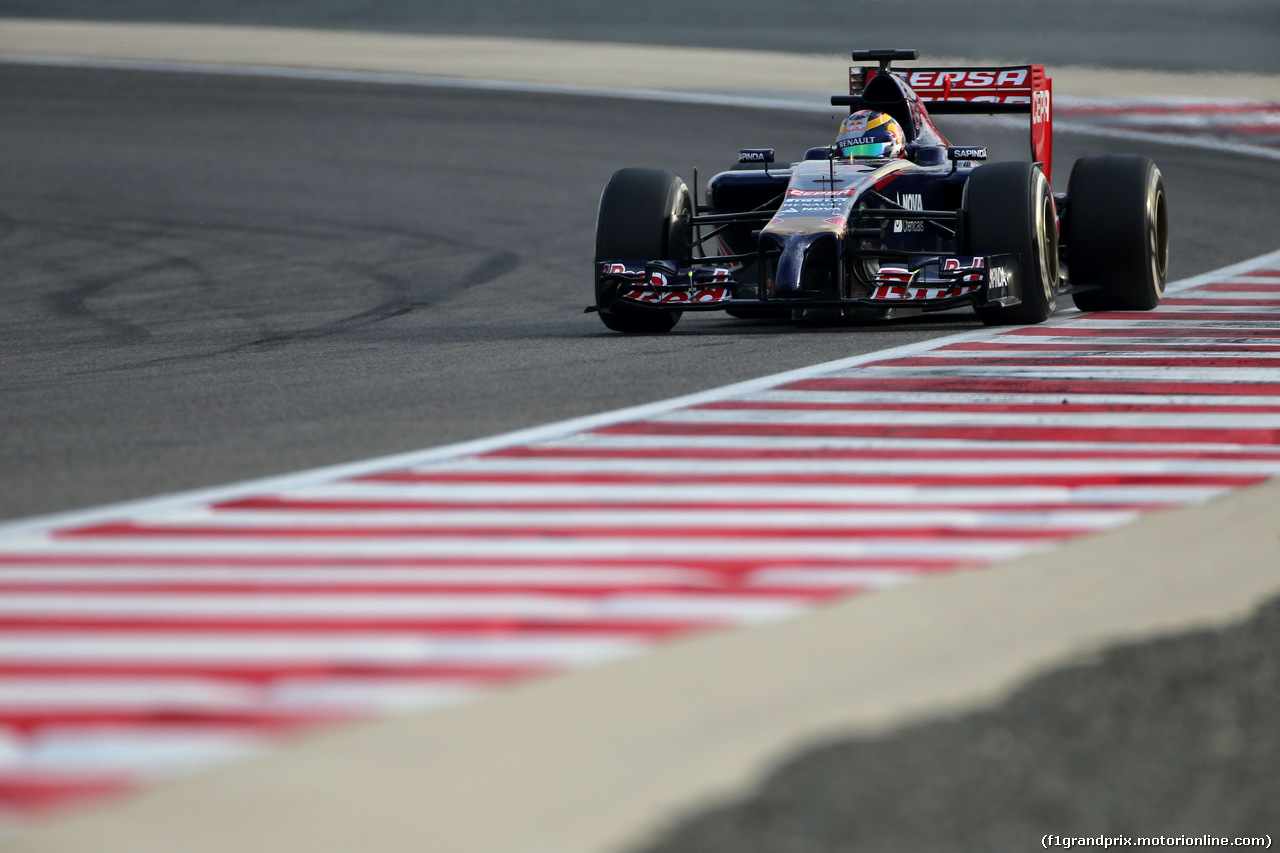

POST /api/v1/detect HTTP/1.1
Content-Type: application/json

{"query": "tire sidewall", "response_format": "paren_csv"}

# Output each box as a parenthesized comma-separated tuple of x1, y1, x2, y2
(964, 161, 1059, 325)
(1066, 155, 1167, 312)
(594, 168, 691, 333)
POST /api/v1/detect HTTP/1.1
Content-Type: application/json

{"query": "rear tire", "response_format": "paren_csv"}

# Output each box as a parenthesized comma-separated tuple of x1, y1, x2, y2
(594, 168, 691, 334)
(964, 161, 1059, 326)
(1066, 155, 1168, 312)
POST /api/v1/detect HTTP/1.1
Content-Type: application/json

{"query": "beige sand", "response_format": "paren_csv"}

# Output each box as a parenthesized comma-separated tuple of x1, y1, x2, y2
(1, 20, 1277, 100)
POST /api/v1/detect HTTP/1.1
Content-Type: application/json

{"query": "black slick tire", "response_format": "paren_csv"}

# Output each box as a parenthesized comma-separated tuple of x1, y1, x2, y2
(964, 161, 1060, 326)
(594, 168, 691, 334)
(1066, 155, 1168, 312)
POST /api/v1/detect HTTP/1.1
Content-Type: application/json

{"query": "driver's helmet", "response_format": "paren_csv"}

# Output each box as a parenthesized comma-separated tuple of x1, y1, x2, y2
(836, 110, 906, 160)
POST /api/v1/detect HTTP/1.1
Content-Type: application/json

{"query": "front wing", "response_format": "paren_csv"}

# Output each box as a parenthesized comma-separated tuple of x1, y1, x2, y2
(594, 254, 1020, 313)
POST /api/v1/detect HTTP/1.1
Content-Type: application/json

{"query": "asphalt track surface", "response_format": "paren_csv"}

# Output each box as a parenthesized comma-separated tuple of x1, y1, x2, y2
(5, 63, 1280, 525)
(2, 0, 1277, 74)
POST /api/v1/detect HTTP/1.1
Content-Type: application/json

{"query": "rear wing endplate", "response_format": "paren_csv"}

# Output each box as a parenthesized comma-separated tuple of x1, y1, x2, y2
(852, 64, 1053, 183)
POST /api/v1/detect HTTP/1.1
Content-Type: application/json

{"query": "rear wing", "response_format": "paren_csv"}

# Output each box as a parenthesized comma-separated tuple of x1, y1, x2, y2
(851, 62, 1053, 183)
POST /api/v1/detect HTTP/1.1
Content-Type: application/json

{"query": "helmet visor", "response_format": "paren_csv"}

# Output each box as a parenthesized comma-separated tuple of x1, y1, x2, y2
(839, 140, 895, 159)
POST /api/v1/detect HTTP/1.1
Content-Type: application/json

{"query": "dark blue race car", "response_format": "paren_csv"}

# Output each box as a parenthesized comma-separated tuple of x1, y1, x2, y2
(590, 49, 1169, 333)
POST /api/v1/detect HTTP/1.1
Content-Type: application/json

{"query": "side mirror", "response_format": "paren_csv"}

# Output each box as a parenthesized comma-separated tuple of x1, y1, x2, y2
(738, 149, 776, 165)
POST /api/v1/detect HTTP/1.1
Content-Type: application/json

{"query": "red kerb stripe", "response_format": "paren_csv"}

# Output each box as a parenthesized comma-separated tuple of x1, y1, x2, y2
(1158, 299, 1280, 308)
(1198, 282, 1280, 292)
(781, 377, 1280, 396)
(0, 662, 546, 683)
(482, 446, 1280, 462)
(0, 775, 136, 814)
(0, 553, 966, 572)
(594, 422, 1280, 446)
(1080, 309, 1279, 320)
(693, 400, 1280, 414)
(945, 343, 1280, 353)
(998, 326, 1280, 338)
(872, 355, 1280, 368)
(216, 496, 1173, 512)
(0, 617, 722, 637)
(0, 709, 356, 737)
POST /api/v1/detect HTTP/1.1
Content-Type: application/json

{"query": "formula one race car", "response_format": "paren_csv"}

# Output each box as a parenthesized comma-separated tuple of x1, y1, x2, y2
(589, 49, 1169, 333)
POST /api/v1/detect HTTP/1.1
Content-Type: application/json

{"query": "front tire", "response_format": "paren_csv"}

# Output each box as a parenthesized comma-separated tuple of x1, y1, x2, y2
(594, 168, 691, 334)
(964, 161, 1060, 326)
(1066, 155, 1168, 312)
